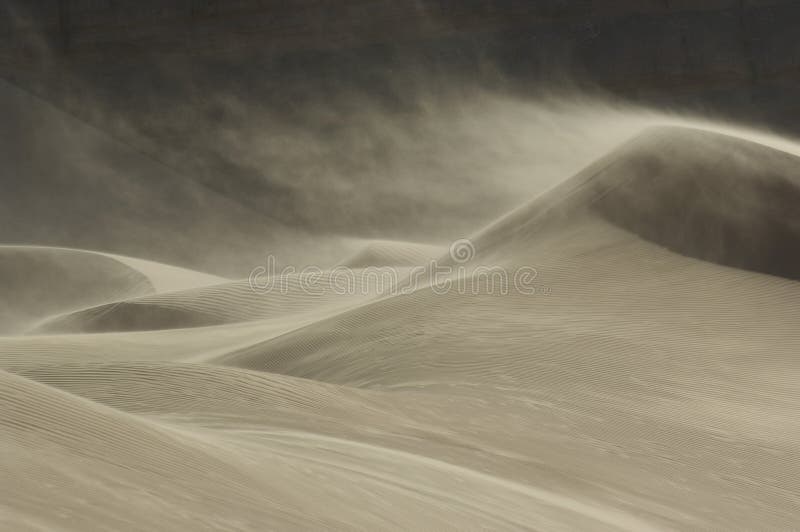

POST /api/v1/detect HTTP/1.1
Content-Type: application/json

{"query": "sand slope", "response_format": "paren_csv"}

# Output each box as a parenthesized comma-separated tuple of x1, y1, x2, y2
(338, 239, 443, 268)
(2, 126, 800, 530)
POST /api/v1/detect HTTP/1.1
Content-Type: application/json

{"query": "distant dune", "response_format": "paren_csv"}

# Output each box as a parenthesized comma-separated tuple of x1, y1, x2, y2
(2, 126, 800, 530)
(0, 246, 153, 334)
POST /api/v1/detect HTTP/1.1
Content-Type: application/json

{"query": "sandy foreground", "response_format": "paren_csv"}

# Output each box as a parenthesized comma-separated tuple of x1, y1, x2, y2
(2, 126, 800, 530)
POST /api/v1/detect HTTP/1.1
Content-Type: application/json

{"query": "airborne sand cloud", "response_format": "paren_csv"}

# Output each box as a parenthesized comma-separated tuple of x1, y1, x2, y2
(3, 5, 800, 522)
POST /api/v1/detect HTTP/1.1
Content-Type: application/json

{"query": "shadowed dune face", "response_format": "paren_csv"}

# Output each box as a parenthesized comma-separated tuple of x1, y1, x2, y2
(469, 127, 800, 281)
(4, 124, 800, 529)
(590, 127, 800, 281)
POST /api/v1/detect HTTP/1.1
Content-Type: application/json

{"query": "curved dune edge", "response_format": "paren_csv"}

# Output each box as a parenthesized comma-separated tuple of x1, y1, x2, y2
(101, 252, 228, 292)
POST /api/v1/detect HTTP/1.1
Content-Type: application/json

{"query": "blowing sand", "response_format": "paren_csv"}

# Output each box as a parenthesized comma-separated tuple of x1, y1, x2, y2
(2, 125, 800, 530)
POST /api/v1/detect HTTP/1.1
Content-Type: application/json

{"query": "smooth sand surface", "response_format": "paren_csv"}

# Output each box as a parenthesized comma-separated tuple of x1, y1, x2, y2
(2, 126, 800, 530)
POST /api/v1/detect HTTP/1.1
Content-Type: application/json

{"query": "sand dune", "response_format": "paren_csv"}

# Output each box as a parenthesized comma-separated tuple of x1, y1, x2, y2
(0, 246, 154, 334)
(3, 125, 800, 529)
(0, 245, 228, 335)
(469, 126, 800, 280)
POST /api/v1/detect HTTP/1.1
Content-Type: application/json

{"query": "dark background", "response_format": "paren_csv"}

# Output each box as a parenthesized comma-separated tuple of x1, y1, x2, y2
(3, 1, 798, 125)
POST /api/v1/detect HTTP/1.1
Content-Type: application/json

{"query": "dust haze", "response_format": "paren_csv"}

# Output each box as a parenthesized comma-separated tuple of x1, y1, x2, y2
(2, 2, 800, 530)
